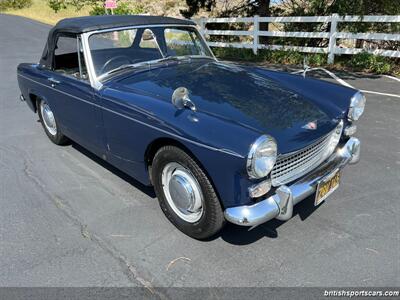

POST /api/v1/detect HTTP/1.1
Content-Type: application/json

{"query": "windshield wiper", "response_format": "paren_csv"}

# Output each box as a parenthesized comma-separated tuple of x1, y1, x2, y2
(100, 64, 137, 79)
(100, 58, 186, 80)
(159, 55, 213, 62)
(99, 62, 151, 81)
(99, 55, 215, 81)
(157, 56, 184, 63)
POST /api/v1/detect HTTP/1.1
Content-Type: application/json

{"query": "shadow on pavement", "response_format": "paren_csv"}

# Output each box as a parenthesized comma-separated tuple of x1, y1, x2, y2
(69, 140, 323, 246)
(71, 141, 157, 199)
(218, 195, 324, 245)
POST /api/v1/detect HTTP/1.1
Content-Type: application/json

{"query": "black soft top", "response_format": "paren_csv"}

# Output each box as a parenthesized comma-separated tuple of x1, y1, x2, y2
(40, 15, 195, 68)
(51, 15, 194, 34)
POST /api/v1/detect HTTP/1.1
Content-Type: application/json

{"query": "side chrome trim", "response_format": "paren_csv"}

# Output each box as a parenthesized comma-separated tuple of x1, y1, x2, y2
(225, 137, 361, 227)
(18, 73, 243, 158)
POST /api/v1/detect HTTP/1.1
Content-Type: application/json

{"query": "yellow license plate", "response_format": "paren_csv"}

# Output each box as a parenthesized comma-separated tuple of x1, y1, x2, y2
(315, 170, 340, 206)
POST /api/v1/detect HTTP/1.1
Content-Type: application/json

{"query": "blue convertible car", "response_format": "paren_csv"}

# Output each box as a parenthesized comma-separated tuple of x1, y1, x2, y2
(17, 15, 365, 239)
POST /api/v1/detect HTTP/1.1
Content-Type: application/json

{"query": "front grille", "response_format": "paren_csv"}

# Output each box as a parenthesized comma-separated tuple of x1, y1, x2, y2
(271, 123, 342, 186)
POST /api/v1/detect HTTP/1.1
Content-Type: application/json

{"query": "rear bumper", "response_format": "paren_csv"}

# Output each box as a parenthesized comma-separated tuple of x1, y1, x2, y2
(224, 137, 361, 227)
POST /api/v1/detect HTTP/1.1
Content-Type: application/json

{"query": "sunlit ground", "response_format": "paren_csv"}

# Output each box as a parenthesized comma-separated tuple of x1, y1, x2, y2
(4, 0, 91, 24)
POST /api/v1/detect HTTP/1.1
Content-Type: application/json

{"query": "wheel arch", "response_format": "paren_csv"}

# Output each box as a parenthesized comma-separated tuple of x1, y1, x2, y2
(28, 93, 39, 112)
(27, 92, 49, 113)
(144, 137, 225, 208)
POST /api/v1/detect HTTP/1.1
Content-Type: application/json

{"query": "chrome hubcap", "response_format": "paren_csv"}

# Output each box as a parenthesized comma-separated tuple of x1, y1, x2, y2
(162, 162, 203, 223)
(40, 101, 57, 136)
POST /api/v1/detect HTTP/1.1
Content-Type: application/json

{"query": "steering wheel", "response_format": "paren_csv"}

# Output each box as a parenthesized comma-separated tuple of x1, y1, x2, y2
(100, 55, 133, 74)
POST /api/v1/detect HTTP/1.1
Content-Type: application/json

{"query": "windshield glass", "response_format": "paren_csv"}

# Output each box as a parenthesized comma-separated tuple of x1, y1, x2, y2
(88, 26, 213, 78)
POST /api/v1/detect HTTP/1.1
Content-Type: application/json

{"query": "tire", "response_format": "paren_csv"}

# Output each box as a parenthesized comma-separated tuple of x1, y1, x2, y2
(152, 146, 225, 239)
(37, 98, 69, 145)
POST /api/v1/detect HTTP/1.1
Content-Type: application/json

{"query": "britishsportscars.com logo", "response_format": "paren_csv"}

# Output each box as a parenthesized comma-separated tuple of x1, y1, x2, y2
(324, 290, 399, 298)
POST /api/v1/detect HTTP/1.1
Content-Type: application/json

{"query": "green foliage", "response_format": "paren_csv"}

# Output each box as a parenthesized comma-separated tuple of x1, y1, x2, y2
(181, 0, 270, 18)
(114, 2, 143, 15)
(213, 47, 396, 74)
(68, 0, 84, 11)
(212, 47, 259, 61)
(89, 1, 144, 15)
(48, 0, 98, 13)
(348, 52, 393, 74)
(0, 0, 32, 10)
(348, 52, 375, 69)
(307, 53, 327, 66)
(88, 4, 104, 15)
(213, 47, 327, 66)
(46, 0, 144, 15)
(47, 0, 65, 13)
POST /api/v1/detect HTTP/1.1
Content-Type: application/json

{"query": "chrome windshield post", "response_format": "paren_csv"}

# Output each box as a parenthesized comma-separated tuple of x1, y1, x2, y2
(80, 32, 103, 90)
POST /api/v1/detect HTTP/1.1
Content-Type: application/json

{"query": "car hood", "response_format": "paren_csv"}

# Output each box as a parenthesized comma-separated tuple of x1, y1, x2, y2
(116, 59, 342, 153)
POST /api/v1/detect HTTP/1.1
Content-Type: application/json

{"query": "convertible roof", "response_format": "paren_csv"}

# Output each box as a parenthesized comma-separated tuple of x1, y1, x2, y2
(51, 15, 195, 34)
(40, 15, 195, 68)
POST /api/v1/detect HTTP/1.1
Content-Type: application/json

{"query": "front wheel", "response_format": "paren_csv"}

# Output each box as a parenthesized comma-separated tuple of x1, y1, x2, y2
(151, 146, 225, 239)
(37, 98, 69, 145)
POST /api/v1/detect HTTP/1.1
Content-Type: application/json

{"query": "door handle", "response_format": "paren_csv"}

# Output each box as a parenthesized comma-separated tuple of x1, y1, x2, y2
(48, 77, 61, 87)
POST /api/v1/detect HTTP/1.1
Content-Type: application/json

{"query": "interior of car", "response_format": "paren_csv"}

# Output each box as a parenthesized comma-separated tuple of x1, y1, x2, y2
(53, 26, 207, 80)
(89, 27, 164, 75)
(53, 34, 87, 79)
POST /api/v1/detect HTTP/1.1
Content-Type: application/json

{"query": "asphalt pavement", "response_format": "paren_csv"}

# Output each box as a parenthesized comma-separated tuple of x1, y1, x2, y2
(0, 14, 399, 289)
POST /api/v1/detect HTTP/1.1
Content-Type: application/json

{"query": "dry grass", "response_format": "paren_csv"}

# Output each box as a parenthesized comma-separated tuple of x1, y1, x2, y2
(4, 0, 91, 25)
(3, 0, 187, 25)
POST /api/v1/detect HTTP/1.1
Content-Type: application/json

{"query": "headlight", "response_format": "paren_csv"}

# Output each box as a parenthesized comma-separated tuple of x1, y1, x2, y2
(348, 91, 366, 121)
(247, 135, 277, 179)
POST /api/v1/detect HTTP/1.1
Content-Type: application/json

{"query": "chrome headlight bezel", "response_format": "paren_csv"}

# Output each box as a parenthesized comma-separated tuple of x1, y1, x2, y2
(247, 135, 277, 179)
(348, 91, 366, 121)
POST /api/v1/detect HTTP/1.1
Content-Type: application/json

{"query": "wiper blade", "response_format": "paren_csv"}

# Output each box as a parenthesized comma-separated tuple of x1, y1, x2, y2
(156, 55, 214, 65)
(100, 64, 136, 78)
(157, 56, 183, 63)
(98, 62, 151, 81)
(98, 55, 215, 81)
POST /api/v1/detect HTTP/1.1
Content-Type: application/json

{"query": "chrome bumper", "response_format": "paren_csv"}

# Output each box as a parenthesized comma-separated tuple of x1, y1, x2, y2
(224, 137, 361, 227)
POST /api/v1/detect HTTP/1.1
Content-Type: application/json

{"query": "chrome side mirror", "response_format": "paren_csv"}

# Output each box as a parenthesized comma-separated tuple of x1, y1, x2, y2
(172, 87, 196, 111)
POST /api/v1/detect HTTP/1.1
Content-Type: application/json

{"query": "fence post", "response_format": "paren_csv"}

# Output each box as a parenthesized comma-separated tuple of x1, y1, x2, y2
(253, 15, 259, 55)
(328, 13, 339, 64)
(199, 17, 206, 37)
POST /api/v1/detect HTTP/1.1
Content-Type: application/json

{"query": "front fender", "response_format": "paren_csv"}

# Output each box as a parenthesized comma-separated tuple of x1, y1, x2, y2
(101, 84, 260, 208)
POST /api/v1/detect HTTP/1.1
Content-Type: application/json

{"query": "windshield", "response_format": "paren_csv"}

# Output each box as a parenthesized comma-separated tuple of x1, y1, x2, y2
(88, 26, 213, 78)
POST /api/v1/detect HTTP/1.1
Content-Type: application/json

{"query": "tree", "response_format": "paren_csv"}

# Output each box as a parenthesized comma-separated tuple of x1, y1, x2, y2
(181, 0, 271, 43)
(181, 0, 271, 18)
(47, 0, 143, 15)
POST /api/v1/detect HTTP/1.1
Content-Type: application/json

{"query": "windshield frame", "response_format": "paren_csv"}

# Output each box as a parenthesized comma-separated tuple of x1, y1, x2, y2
(81, 24, 216, 90)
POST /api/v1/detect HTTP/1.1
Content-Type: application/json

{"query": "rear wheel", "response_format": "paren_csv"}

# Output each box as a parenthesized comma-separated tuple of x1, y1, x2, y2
(151, 146, 225, 239)
(37, 98, 68, 145)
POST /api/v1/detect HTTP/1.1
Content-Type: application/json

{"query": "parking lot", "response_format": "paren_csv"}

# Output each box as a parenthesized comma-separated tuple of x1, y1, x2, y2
(1, 14, 399, 289)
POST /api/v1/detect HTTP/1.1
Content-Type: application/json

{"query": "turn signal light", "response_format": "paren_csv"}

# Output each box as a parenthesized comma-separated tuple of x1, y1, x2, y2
(249, 179, 271, 198)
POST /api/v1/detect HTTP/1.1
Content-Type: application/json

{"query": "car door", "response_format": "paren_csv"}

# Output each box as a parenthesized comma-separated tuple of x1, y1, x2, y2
(86, 27, 164, 182)
(42, 34, 104, 154)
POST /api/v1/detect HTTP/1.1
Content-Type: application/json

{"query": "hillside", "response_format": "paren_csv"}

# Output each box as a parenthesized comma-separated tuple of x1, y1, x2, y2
(4, 0, 186, 25)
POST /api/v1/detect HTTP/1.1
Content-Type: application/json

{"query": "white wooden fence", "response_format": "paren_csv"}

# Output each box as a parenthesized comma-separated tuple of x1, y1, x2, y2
(195, 14, 400, 63)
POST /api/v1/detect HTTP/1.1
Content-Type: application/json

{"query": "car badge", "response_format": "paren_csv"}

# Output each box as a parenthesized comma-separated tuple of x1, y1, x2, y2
(302, 120, 318, 130)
